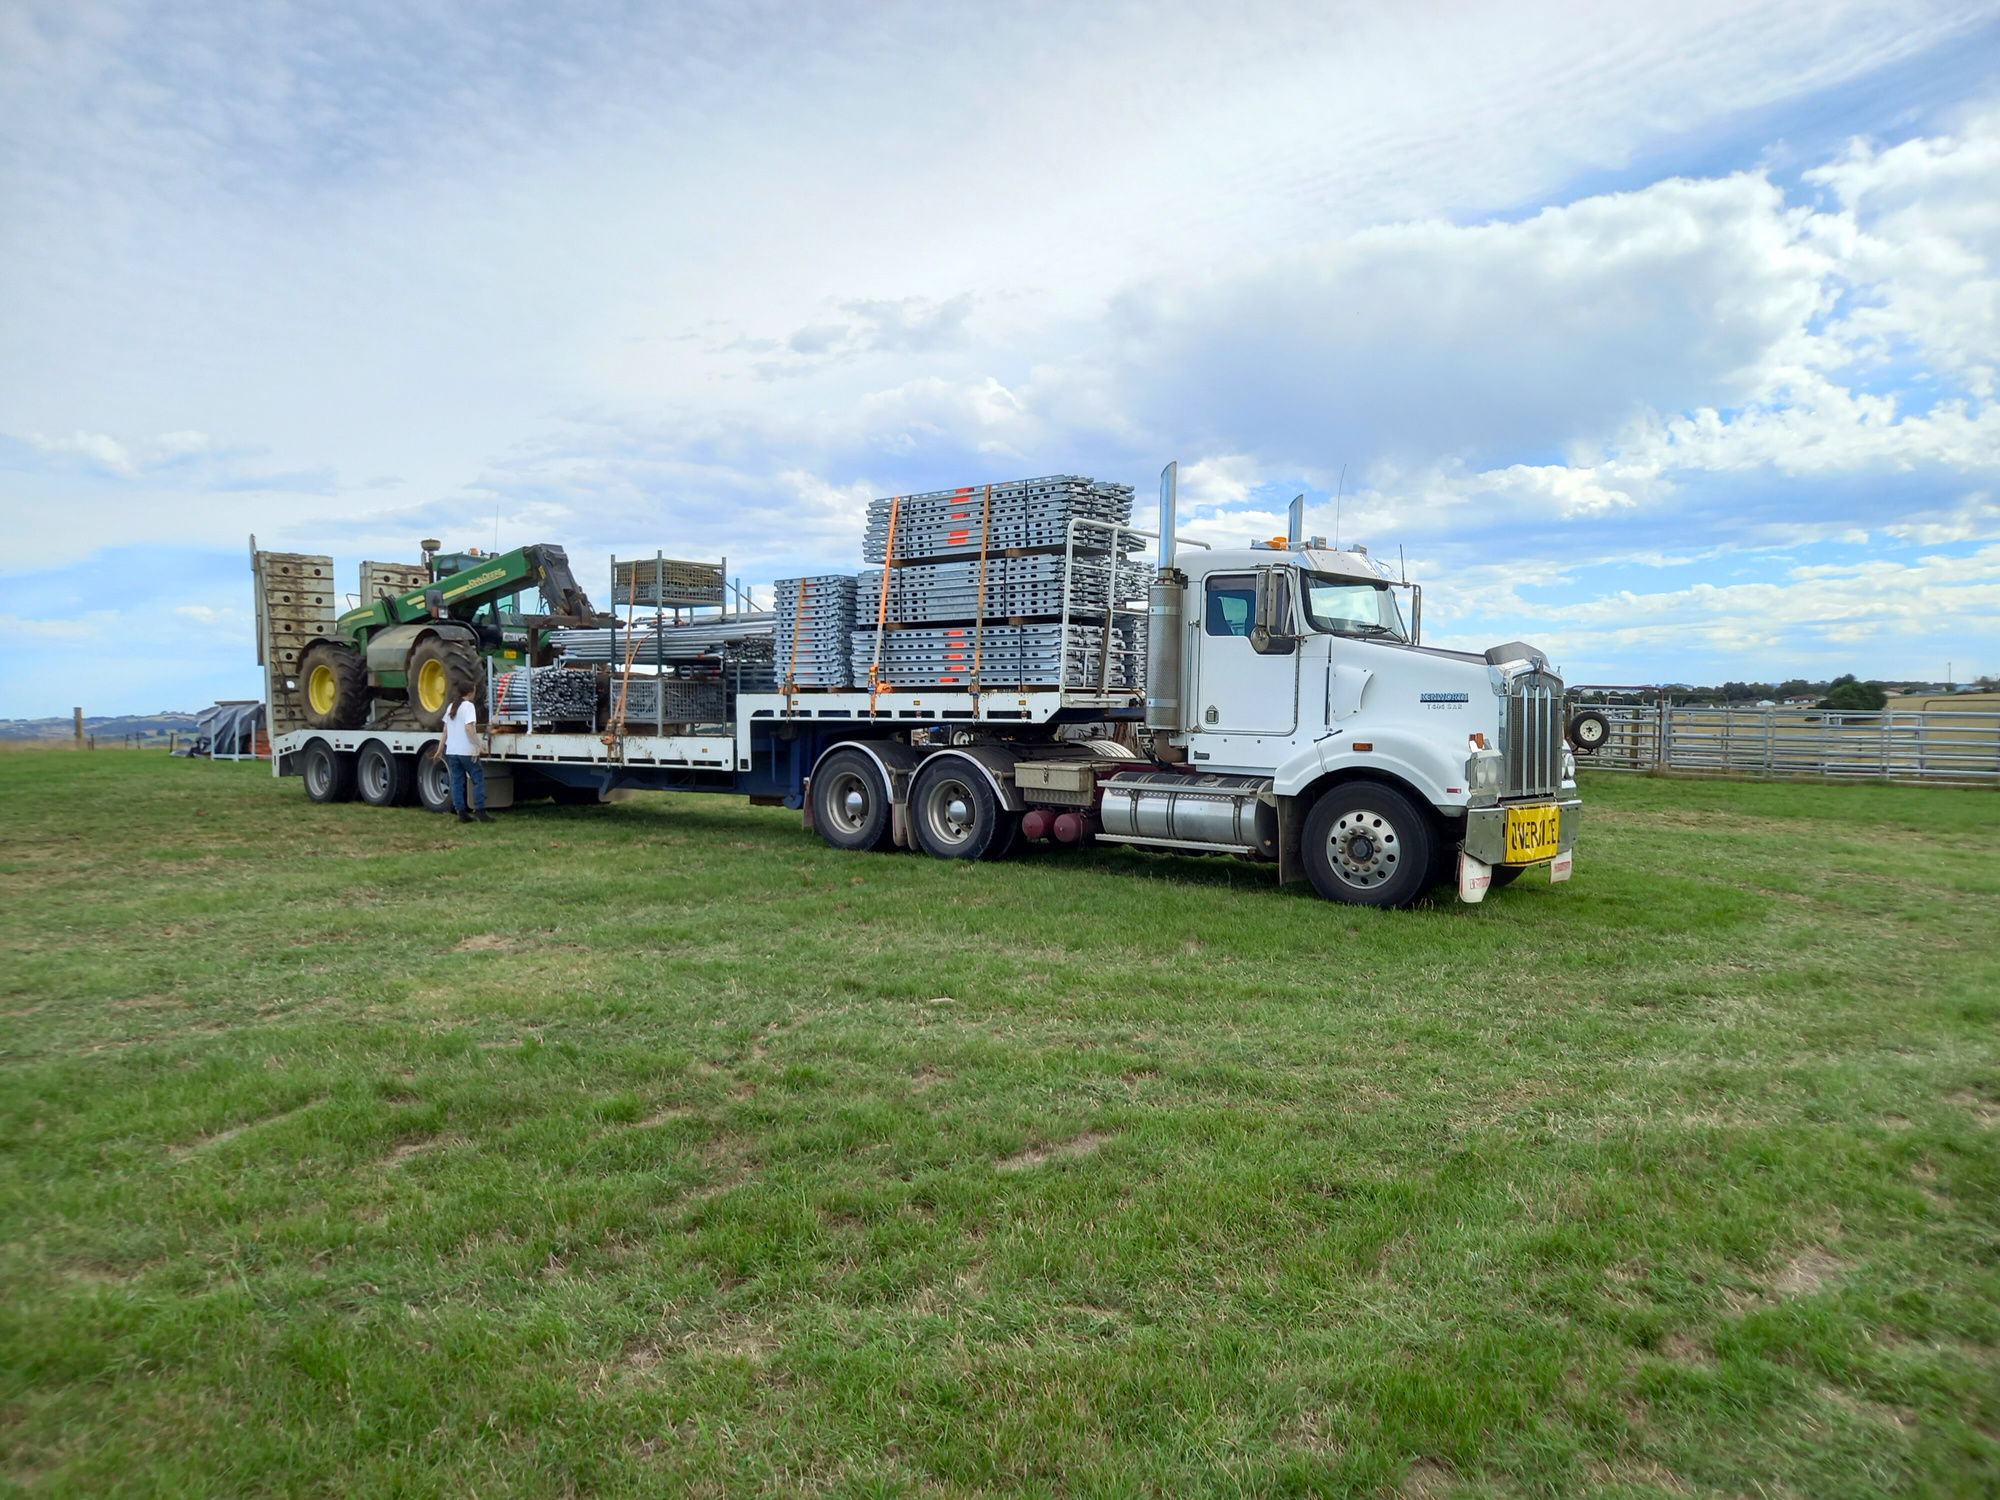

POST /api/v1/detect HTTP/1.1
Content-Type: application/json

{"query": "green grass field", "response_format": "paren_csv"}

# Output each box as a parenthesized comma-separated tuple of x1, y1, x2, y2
(3, 752, 1997, 1498)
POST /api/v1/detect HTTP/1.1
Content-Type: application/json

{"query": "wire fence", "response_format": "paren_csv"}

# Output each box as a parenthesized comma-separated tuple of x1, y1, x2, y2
(1578, 706, 2000, 787)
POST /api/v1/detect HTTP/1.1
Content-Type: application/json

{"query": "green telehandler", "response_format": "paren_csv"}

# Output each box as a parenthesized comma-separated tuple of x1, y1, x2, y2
(298, 542, 599, 731)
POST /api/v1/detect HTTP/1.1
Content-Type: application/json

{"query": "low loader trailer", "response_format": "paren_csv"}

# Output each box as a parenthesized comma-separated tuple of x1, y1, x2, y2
(254, 466, 1580, 907)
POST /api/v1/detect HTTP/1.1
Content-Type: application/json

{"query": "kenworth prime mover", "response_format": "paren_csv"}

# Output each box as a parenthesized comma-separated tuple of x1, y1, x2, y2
(251, 465, 1579, 907)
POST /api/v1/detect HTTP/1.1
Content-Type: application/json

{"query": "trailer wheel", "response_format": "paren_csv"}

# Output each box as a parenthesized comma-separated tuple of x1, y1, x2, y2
(1302, 782, 1433, 908)
(356, 741, 414, 807)
(299, 640, 370, 730)
(407, 634, 483, 730)
(1566, 709, 1610, 754)
(812, 750, 895, 852)
(302, 740, 357, 804)
(910, 758, 1017, 861)
(1486, 864, 1524, 889)
(415, 743, 455, 814)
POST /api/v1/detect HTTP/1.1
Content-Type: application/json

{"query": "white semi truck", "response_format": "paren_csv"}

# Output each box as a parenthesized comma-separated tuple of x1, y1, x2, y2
(255, 464, 1577, 907)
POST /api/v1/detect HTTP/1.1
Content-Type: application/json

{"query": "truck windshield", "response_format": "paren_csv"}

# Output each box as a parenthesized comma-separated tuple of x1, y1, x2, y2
(1302, 574, 1408, 641)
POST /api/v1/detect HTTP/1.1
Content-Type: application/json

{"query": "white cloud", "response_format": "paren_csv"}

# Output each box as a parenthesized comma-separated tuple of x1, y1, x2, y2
(4, 2, 2000, 707)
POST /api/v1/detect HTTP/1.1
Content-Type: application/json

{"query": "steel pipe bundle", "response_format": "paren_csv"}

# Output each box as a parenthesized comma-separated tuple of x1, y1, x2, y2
(549, 613, 776, 664)
(492, 666, 598, 725)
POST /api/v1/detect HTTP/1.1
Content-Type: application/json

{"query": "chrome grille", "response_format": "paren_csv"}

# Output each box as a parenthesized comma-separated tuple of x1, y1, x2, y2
(1502, 674, 1564, 799)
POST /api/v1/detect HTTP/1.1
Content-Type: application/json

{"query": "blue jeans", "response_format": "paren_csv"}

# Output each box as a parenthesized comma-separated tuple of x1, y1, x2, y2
(446, 754, 486, 813)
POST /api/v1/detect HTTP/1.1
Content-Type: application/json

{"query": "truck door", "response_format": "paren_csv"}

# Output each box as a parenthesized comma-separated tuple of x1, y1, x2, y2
(1193, 570, 1299, 735)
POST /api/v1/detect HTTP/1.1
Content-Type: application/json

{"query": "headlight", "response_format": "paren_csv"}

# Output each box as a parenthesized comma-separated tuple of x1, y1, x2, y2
(1466, 748, 1504, 792)
(1561, 745, 1577, 786)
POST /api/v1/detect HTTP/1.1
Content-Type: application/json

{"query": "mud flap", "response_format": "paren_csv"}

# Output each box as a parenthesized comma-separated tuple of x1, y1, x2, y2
(1276, 795, 1306, 884)
(1457, 851, 1492, 904)
(1550, 850, 1573, 883)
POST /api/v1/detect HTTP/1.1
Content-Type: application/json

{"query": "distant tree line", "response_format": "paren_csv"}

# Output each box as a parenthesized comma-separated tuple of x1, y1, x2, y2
(1614, 677, 1971, 709)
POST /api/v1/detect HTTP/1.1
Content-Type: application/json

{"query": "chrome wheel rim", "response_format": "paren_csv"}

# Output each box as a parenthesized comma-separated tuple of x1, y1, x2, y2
(1326, 806, 1401, 889)
(421, 755, 449, 808)
(923, 777, 977, 848)
(824, 770, 874, 836)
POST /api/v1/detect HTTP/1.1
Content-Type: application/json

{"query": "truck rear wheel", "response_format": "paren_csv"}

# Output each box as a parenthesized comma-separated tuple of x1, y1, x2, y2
(1302, 782, 1433, 908)
(302, 740, 356, 804)
(813, 750, 895, 852)
(416, 743, 454, 814)
(407, 634, 483, 730)
(299, 640, 370, 730)
(910, 758, 1018, 861)
(356, 741, 414, 807)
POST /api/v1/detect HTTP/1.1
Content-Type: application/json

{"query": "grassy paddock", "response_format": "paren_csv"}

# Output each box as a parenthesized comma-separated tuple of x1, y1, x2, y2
(1, 751, 1996, 1498)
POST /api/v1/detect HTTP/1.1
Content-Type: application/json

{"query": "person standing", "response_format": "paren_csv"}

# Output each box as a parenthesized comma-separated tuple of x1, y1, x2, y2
(439, 686, 495, 823)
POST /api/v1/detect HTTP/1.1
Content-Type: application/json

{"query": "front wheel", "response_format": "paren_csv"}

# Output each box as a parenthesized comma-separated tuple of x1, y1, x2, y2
(1302, 782, 1434, 908)
(406, 634, 483, 730)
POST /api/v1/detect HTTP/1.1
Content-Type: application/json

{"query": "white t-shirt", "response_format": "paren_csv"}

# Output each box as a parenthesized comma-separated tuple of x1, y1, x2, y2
(442, 700, 481, 757)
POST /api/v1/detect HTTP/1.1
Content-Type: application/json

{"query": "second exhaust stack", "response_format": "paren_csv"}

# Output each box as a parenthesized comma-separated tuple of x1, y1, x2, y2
(1145, 461, 1181, 733)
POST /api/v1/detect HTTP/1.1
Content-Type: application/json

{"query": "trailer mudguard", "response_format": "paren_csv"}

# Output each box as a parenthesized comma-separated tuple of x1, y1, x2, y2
(922, 746, 1027, 812)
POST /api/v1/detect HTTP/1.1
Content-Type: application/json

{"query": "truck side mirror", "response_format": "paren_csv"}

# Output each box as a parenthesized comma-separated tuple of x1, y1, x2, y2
(1250, 569, 1298, 656)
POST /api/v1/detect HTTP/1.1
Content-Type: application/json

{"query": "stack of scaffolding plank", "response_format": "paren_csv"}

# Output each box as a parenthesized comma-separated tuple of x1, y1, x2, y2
(774, 575, 858, 688)
(862, 476, 1134, 563)
(854, 620, 1145, 691)
(849, 475, 1143, 690)
(854, 552, 1149, 625)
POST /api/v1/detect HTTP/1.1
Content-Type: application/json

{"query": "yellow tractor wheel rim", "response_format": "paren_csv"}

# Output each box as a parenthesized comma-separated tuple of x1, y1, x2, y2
(416, 658, 449, 714)
(308, 664, 338, 715)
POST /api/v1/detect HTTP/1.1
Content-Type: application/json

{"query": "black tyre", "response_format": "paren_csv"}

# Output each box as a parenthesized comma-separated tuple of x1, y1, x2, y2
(812, 749, 895, 852)
(1302, 781, 1434, 908)
(356, 741, 415, 807)
(1567, 709, 1610, 754)
(1487, 864, 1525, 889)
(300, 640, 370, 730)
(416, 742, 455, 814)
(910, 757, 1018, 861)
(302, 740, 357, 804)
(407, 633, 483, 730)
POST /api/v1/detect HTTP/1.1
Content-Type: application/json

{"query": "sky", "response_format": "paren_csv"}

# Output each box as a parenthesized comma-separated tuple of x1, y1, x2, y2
(2, 0, 1998, 715)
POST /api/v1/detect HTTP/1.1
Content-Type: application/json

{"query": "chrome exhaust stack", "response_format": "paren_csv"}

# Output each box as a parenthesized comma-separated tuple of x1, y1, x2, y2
(1145, 461, 1182, 735)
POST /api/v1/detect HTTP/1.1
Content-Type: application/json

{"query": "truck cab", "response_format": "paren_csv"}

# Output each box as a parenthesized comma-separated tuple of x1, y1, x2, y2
(1120, 467, 1578, 906)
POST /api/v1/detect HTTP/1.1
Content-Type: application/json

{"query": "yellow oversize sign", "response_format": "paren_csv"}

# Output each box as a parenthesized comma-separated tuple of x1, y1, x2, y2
(1503, 804, 1561, 865)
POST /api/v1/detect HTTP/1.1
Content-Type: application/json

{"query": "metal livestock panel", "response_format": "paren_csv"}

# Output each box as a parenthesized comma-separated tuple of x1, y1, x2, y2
(1580, 707, 2000, 786)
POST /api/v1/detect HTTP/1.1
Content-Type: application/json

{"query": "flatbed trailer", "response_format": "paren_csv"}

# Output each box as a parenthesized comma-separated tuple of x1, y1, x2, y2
(268, 684, 1142, 824)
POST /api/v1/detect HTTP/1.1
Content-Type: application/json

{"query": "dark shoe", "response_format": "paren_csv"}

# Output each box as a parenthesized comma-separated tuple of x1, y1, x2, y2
(475, 810, 495, 823)
(457, 811, 473, 823)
